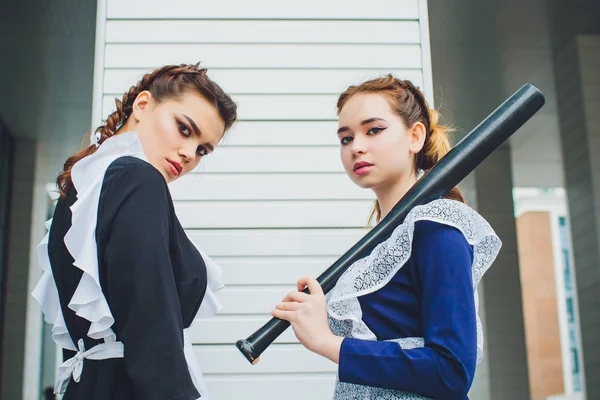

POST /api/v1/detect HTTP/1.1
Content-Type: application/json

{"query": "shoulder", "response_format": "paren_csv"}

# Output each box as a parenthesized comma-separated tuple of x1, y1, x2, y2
(413, 219, 470, 251)
(409, 198, 488, 248)
(410, 200, 474, 259)
(411, 220, 474, 281)
(106, 156, 164, 182)
(103, 156, 168, 194)
(100, 157, 172, 213)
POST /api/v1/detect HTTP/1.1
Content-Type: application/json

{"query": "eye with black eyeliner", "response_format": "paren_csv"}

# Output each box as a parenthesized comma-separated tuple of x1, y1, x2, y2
(197, 146, 208, 157)
(177, 120, 191, 137)
(367, 126, 386, 135)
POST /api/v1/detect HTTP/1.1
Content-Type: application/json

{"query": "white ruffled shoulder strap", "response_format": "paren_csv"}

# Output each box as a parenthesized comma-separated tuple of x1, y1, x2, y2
(327, 199, 501, 364)
(32, 131, 223, 350)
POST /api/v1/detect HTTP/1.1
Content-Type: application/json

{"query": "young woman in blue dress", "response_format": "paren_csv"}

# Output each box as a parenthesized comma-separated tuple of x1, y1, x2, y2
(271, 75, 501, 399)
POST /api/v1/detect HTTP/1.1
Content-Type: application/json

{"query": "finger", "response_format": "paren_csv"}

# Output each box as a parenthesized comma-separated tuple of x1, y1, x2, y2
(271, 308, 295, 322)
(298, 275, 324, 296)
(283, 291, 309, 303)
(275, 302, 302, 311)
(297, 279, 307, 292)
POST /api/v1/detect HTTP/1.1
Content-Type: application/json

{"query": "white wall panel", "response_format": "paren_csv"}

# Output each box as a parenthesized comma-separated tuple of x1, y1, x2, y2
(216, 286, 297, 315)
(107, 0, 420, 20)
(104, 68, 424, 95)
(194, 147, 342, 173)
(187, 229, 366, 257)
(205, 374, 336, 400)
(175, 200, 373, 228)
(106, 20, 421, 44)
(104, 94, 341, 120)
(104, 43, 423, 69)
(214, 256, 338, 285)
(170, 173, 373, 200)
(223, 121, 339, 146)
(196, 344, 336, 374)
(198, 147, 342, 172)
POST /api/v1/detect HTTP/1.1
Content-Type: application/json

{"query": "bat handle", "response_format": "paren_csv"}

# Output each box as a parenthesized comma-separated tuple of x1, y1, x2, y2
(236, 317, 291, 364)
(235, 339, 261, 365)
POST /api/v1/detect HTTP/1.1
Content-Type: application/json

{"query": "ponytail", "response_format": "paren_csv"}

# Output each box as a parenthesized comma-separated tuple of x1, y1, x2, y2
(420, 108, 465, 204)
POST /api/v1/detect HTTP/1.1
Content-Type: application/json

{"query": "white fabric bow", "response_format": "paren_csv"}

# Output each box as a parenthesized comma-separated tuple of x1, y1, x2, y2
(54, 338, 124, 394)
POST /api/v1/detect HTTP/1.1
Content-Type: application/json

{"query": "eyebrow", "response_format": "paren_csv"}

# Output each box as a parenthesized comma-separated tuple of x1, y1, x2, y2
(183, 114, 214, 152)
(337, 117, 388, 134)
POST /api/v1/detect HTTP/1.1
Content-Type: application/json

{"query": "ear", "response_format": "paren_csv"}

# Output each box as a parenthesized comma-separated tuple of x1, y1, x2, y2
(130, 90, 153, 123)
(408, 121, 427, 155)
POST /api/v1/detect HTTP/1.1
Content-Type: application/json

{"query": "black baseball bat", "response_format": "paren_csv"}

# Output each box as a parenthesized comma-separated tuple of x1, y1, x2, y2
(236, 83, 546, 365)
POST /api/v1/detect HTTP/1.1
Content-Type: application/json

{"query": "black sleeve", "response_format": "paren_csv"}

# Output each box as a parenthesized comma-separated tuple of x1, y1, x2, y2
(101, 159, 200, 400)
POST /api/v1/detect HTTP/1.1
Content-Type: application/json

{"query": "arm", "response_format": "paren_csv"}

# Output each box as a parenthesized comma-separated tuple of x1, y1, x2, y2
(337, 221, 477, 398)
(103, 162, 200, 400)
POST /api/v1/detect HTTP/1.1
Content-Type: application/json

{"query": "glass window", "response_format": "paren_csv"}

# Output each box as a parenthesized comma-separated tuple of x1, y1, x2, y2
(566, 298, 574, 322)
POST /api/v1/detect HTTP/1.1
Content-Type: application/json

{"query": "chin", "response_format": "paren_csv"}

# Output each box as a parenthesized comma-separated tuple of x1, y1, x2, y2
(351, 176, 378, 190)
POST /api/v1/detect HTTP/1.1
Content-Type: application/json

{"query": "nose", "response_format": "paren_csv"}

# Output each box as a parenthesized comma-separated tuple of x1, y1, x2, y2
(178, 143, 197, 164)
(350, 134, 367, 157)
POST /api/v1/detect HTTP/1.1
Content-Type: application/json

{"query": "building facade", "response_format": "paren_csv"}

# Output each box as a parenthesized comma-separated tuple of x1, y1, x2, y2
(1, 0, 599, 399)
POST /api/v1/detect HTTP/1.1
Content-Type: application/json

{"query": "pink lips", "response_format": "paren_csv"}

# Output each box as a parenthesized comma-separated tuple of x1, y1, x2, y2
(168, 160, 183, 177)
(353, 161, 374, 176)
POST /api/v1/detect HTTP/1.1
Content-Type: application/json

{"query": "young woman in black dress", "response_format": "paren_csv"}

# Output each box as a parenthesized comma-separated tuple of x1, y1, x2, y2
(32, 63, 237, 400)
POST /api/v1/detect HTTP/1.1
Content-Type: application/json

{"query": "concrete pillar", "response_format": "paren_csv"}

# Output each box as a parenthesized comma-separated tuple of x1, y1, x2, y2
(0, 140, 41, 400)
(474, 147, 531, 400)
(553, 34, 600, 399)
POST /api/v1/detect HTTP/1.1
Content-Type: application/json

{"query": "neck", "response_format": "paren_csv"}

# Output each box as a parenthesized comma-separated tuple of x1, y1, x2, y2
(374, 171, 418, 220)
(117, 121, 134, 135)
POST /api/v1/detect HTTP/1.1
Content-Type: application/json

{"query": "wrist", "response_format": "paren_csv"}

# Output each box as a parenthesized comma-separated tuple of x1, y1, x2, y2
(313, 334, 343, 364)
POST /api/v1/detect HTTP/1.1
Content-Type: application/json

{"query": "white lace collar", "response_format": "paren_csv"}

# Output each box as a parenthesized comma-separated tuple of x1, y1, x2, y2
(327, 199, 501, 364)
(32, 131, 223, 350)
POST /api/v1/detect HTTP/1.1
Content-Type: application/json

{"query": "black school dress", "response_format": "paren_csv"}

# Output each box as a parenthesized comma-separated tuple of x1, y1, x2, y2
(36, 145, 210, 399)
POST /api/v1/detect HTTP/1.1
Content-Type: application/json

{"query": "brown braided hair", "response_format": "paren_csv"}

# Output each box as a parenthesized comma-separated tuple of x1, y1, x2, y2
(57, 63, 237, 199)
(336, 74, 464, 224)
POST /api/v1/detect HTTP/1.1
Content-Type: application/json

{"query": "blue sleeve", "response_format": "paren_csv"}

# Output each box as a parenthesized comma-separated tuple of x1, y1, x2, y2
(338, 220, 477, 399)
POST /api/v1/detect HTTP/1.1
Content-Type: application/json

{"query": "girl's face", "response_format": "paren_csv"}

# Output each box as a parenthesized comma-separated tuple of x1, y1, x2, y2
(128, 90, 225, 183)
(337, 93, 425, 193)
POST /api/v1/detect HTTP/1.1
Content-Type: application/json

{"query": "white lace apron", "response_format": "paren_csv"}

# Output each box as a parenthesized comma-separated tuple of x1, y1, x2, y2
(31, 131, 223, 399)
(326, 199, 502, 399)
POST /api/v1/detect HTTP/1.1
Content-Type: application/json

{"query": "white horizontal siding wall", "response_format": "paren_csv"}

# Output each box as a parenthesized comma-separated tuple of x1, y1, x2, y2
(96, 1, 432, 398)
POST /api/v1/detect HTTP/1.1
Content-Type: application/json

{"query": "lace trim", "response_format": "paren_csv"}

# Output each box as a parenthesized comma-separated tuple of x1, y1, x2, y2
(334, 381, 432, 399)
